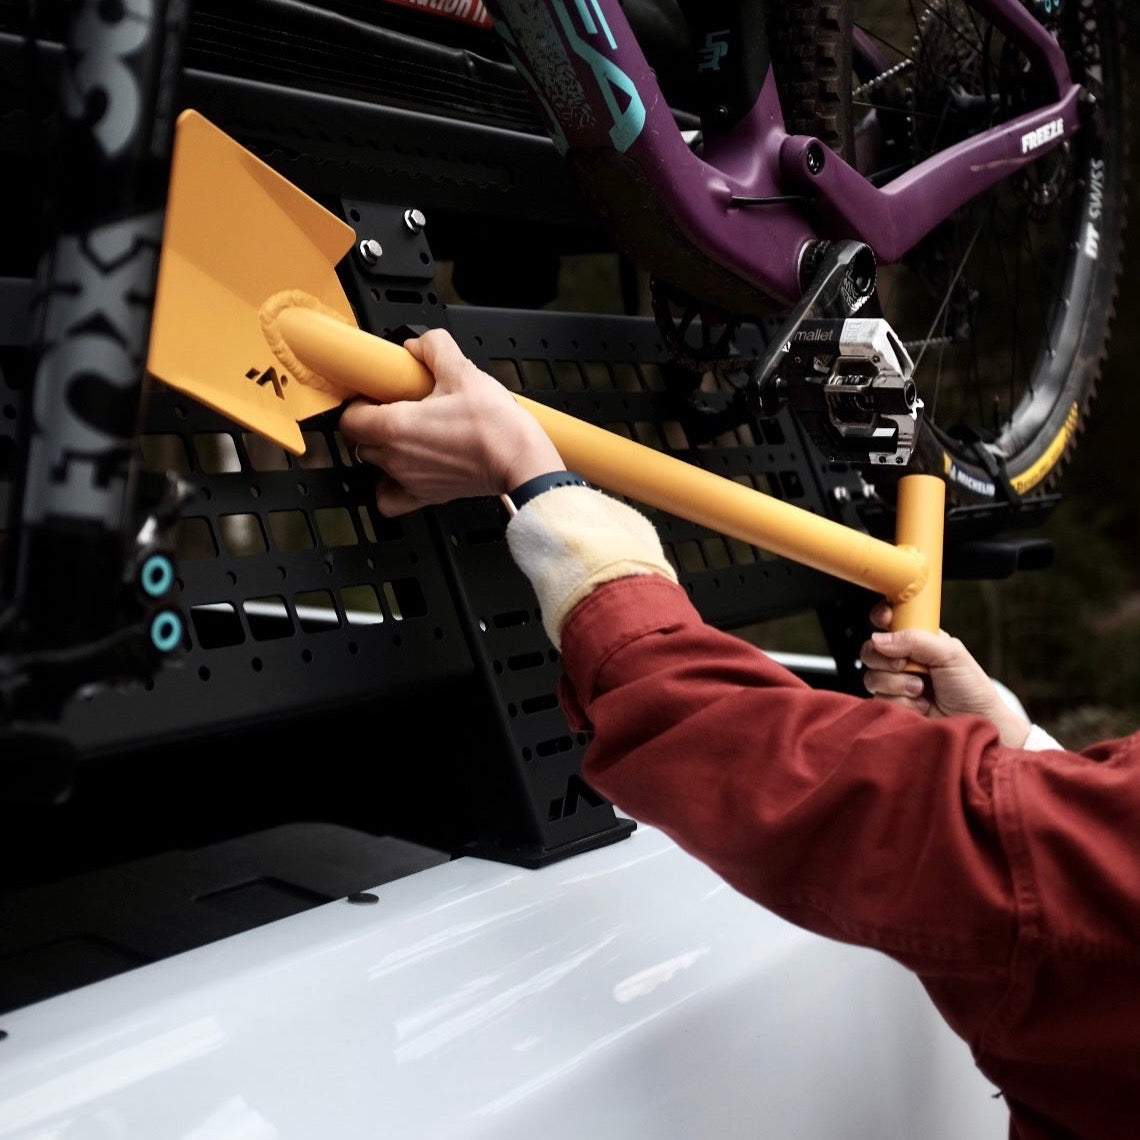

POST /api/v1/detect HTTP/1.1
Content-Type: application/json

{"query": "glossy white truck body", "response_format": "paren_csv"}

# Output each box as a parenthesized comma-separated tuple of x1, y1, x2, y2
(0, 820, 1009, 1140)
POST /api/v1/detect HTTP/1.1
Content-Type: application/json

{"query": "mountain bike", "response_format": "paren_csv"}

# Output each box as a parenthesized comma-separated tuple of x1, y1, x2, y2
(0, 0, 1128, 732)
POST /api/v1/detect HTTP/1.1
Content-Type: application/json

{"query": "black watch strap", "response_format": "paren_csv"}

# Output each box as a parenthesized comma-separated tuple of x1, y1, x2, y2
(501, 471, 590, 517)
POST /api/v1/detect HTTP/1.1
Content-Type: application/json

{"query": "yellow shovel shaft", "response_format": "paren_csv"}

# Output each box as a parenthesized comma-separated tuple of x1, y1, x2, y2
(522, 401, 928, 603)
(273, 305, 931, 605)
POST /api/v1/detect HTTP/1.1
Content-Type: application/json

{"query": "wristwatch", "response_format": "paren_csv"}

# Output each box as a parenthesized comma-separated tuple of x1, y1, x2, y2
(500, 470, 590, 517)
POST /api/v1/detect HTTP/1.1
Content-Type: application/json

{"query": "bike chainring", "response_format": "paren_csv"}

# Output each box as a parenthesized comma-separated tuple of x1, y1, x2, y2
(649, 277, 743, 375)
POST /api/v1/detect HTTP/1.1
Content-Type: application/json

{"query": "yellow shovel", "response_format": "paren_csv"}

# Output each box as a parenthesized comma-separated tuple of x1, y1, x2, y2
(147, 109, 943, 631)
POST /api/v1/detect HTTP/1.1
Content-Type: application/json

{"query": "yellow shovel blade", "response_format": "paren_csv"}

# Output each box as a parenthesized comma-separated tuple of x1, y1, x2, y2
(148, 109, 359, 453)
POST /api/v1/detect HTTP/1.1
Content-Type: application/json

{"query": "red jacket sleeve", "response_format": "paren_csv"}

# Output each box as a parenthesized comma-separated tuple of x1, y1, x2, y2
(558, 575, 1020, 972)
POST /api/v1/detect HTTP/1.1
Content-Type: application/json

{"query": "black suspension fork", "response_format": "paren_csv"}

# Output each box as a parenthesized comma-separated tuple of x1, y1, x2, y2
(0, 0, 192, 722)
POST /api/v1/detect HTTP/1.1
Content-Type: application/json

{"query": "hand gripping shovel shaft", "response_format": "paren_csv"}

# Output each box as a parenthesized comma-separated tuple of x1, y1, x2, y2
(148, 110, 943, 628)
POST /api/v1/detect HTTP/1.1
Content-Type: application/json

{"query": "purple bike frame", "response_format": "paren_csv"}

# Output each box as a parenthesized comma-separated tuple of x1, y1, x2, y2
(488, 0, 1080, 306)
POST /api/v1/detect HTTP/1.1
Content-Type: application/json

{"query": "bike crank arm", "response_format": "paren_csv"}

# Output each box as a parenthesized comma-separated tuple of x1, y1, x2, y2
(733, 237, 877, 414)
(709, 239, 922, 468)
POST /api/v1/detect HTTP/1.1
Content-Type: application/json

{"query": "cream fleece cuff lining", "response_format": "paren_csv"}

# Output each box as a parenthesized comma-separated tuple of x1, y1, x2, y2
(506, 485, 678, 647)
(1023, 724, 1063, 752)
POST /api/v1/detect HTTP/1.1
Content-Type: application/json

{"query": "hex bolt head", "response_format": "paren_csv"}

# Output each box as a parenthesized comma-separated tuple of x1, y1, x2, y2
(358, 238, 383, 264)
(403, 208, 427, 233)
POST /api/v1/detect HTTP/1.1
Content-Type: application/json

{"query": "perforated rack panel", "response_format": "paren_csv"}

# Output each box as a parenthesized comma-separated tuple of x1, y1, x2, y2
(0, 197, 887, 870)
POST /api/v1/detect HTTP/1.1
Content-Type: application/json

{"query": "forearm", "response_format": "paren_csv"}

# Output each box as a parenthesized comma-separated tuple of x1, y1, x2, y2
(505, 484, 677, 646)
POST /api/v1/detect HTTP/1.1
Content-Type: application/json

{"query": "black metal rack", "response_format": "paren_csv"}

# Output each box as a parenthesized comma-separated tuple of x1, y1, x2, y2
(0, 187, 881, 886)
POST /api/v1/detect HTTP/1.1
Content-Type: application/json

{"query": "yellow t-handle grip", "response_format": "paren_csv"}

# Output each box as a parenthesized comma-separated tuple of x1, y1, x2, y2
(889, 473, 945, 674)
(267, 301, 943, 618)
(891, 474, 944, 633)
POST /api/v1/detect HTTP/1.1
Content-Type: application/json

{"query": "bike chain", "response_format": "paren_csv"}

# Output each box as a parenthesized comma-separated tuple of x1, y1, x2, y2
(851, 57, 912, 101)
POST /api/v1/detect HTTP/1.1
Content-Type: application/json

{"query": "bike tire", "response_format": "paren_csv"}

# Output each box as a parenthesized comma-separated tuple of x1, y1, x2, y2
(790, 0, 1129, 509)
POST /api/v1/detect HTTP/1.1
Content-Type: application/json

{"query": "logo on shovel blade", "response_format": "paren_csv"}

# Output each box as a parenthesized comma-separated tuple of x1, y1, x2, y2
(246, 366, 287, 399)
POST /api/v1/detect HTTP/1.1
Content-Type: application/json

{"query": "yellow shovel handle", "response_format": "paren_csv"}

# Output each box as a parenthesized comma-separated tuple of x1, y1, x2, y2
(271, 304, 941, 614)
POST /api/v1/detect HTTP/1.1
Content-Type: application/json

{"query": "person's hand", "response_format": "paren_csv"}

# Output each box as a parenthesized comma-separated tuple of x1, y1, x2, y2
(859, 602, 1032, 747)
(338, 328, 564, 516)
